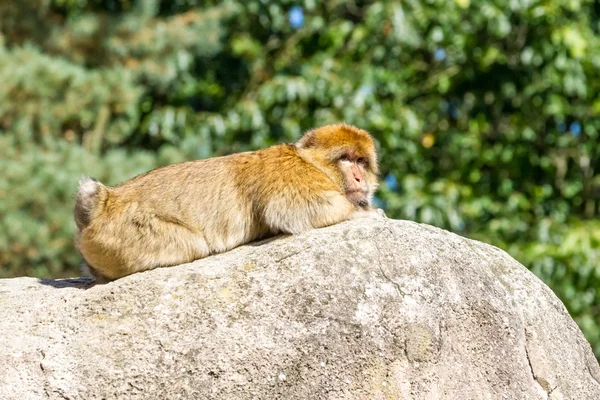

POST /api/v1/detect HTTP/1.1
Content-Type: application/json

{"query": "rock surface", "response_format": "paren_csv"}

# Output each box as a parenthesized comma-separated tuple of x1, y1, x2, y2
(1, 216, 599, 400)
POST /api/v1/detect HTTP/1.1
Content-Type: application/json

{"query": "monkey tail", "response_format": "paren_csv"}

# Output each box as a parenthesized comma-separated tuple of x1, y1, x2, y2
(74, 177, 108, 231)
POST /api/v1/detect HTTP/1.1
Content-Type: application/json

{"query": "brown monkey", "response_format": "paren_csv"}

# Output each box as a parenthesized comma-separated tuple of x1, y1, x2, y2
(74, 123, 379, 282)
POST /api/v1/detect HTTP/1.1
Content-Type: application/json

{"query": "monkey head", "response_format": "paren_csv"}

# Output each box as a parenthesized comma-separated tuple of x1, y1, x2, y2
(296, 124, 379, 209)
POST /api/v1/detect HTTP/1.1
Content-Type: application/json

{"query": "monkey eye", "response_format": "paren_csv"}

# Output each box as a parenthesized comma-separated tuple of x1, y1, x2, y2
(357, 157, 367, 166)
(339, 154, 351, 162)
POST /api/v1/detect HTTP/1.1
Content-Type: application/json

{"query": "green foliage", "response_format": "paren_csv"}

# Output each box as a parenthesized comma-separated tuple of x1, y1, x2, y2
(0, 0, 598, 358)
(0, 44, 140, 149)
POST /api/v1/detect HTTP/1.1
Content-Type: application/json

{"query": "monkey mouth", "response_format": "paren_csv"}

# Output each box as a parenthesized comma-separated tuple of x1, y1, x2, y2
(346, 189, 368, 205)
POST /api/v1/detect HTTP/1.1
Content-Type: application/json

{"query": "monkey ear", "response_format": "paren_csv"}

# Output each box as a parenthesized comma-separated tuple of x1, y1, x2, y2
(296, 130, 316, 149)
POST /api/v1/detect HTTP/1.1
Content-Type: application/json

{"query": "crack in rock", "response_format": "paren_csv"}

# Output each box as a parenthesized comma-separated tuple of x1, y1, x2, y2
(372, 238, 406, 297)
(524, 328, 552, 397)
(588, 363, 600, 387)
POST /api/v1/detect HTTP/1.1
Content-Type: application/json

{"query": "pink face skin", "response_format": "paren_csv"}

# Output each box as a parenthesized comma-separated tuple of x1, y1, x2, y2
(338, 152, 371, 208)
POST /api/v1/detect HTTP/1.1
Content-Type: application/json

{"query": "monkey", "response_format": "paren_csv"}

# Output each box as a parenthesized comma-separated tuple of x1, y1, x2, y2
(74, 123, 379, 282)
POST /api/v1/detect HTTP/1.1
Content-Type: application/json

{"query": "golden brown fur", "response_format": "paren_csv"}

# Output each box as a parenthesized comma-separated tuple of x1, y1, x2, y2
(74, 123, 379, 282)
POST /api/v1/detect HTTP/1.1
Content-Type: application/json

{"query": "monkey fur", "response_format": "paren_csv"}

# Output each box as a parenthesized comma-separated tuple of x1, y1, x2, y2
(74, 123, 379, 282)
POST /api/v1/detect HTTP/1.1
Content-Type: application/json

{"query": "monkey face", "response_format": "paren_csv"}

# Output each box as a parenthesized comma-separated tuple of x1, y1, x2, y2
(296, 124, 379, 207)
(338, 152, 375, 208)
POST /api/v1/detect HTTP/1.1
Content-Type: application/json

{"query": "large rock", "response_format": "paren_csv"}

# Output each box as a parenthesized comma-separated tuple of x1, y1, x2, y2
(1, 216, 599, 399)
